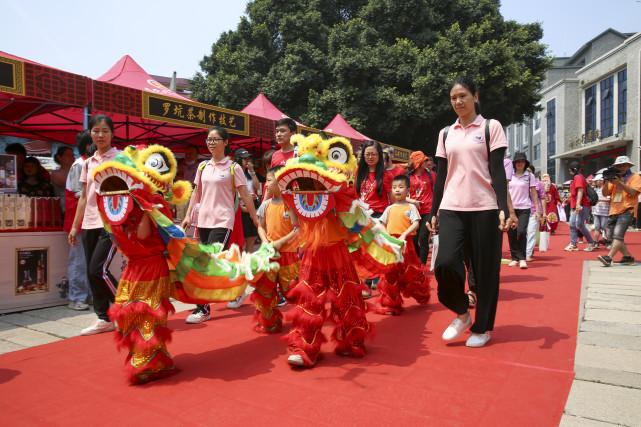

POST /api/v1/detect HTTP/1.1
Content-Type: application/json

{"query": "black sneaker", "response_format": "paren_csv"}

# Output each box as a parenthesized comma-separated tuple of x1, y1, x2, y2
(598, 255, 612, 267)
(614, 256, 636, 265)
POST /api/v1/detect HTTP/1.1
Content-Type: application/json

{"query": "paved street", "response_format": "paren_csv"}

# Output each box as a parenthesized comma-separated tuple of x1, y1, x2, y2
(561, 261, 641, 427)
(0, 301, 194, 354)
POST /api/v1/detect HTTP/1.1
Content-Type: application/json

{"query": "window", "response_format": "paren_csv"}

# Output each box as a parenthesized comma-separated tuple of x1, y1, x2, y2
(600, 76, 614, 137)
(585, 85, 597, 134)
(546, 99, 556, 182)
(618, 69, 627, 133)
(533, 111, 541, 133)
(534, 144, 540, 160)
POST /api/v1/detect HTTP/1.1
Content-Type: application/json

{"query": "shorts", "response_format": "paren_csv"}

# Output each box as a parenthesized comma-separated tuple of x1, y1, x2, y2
(607, 210, 633, 242)
(593, 215, 609, 233)
(241, 211, 258, 238)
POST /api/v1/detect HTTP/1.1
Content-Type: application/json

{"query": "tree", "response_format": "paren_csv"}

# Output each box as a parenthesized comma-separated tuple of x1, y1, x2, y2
(192, 0, 550, 152)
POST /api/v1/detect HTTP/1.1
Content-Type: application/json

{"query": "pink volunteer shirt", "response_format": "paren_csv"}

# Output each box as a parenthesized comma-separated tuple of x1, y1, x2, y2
(79, 147, 120, 229)
(195, 157, 247, 229)
(509, 171, 536, 210)
(435, 115, 508, 211)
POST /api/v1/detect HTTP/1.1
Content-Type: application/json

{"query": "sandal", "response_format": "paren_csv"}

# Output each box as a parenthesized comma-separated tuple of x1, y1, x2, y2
(467, 291, 477, 308)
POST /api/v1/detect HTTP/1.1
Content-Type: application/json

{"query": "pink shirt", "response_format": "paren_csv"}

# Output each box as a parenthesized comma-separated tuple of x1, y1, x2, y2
(195, 157, 247, 229)
(509, 171, 536, 210)
(79, 147, 120, 230)
(435, 115, 508, 211)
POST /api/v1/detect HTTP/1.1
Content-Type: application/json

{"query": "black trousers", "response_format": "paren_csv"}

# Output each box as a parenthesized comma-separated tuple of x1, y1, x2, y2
(82, 228, 117, 321)
(508, 208, 530, 261)
(413, 213, 431, 264)
(435, 210, 502, 334)
(196, 227, 231, 313)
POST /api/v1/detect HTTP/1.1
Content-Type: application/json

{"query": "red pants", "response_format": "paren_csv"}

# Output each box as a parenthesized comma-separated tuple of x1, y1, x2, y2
(376, 235, 430, 315)
(251, 251, 299, 333)
(286, 242, 371, 366)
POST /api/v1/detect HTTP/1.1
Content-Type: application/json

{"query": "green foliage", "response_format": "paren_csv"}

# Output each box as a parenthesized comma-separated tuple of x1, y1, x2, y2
(192, 0, 550, 151)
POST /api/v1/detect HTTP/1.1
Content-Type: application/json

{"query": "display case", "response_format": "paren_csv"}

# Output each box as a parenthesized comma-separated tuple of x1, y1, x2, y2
(0, 231, 123, 314)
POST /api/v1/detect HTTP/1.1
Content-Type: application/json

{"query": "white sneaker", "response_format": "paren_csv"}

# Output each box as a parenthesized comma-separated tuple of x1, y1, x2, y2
(185, 309, 211, 324)
(442, 314, 472, 341)
(508, 260, 518, 267)
(287, 354, 305, 366)
(80, 319, 115, 336)
(466, 332, 491, 347)
(68, 301, 89, 311)
(519, 260, 528, 269)
(227, 292, 250, 309)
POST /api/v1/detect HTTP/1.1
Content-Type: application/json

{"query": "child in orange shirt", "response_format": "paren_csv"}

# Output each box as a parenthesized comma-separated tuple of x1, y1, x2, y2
(376, 174, 430, 315)
(252, 166, 300, 333)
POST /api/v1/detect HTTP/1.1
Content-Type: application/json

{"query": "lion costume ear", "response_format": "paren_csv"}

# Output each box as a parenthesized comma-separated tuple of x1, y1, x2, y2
(167, 180, 192, 205)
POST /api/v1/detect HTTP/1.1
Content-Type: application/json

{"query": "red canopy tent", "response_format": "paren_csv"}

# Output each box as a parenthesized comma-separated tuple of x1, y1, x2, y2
(0, 51, 90, 144)
(241, 92, 290, 121)
(92, 55, 274, 154)
(323, 113, 371, 142)
(323, 113, 410, 163)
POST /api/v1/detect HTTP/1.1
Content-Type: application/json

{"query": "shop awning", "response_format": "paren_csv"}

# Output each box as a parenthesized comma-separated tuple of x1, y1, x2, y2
(0, 51, 89, 144)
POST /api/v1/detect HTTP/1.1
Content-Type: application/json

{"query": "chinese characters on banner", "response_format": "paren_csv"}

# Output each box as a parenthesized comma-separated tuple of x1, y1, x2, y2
(143, 93, 249, 136)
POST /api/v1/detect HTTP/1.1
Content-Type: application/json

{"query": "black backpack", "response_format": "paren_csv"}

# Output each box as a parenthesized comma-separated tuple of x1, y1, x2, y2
(585, 183, 599, 206)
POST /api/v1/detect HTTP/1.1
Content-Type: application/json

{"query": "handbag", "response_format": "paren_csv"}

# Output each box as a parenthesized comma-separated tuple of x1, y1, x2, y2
(539, 226, 550, 252)
(557, 205, 567, 222)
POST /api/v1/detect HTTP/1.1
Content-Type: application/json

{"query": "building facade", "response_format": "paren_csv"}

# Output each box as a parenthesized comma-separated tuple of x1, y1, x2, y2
(506, 29, 640, 184)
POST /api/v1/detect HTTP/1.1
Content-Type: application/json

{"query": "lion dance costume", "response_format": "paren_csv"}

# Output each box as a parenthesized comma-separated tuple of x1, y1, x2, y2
(93, 145, 276, 384)
(277, 134, 403, 367)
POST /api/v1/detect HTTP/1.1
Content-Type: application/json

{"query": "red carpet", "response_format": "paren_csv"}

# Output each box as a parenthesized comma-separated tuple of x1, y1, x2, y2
(2, 225, 639, 426)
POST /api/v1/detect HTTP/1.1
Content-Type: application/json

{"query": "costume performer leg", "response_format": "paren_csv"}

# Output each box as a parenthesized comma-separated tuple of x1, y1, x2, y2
(287, 243, 371, 366)
(251, 252, 299, 333)
(377, 236, 430, 315)
(108, 255, 176, 384)
(398, 237, 431, 305)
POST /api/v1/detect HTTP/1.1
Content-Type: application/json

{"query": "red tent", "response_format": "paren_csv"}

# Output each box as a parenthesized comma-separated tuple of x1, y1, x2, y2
(241, 93, 290, 121)
(323, 113, 371, 142)
(92, 55, 274, 155)
(0, 51, 89, 144)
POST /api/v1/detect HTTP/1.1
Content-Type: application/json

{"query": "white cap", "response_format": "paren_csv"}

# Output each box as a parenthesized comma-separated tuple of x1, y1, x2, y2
(612, 155, 634, 167)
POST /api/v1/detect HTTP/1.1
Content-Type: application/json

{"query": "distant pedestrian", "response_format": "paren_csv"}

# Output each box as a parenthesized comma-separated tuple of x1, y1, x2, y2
(597, 156, 641, 266)
(565, 161, 596, 252)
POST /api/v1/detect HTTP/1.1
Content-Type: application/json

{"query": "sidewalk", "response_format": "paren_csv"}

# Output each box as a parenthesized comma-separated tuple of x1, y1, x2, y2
(0, 301, 194, 354)
(561, 261, 641, 427)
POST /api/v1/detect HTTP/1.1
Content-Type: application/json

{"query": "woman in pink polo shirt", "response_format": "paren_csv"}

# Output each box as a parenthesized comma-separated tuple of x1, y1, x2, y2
(68, 115, 121, 336)
(430, 76, 509, 348)
(181, 126, 265, 323)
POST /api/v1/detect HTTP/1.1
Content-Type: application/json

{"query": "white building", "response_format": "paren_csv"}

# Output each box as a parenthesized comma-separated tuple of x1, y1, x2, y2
(506, 29, 640, 183)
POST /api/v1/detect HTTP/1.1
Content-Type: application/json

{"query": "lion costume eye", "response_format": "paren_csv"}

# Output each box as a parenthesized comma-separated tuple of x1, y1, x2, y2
(144, 153, 170, 174)
(328, 144, 349, 164)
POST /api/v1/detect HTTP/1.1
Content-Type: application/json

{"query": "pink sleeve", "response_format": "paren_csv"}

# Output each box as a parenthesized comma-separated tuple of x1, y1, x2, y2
(79, 160, 88, 184)
(435, 128, 446, 159)
(233, 164, 247, 188)
(488, 119, 508, 152)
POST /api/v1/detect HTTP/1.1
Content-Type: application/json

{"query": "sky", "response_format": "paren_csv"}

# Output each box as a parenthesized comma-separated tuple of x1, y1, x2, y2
(1, 0, 640, 80)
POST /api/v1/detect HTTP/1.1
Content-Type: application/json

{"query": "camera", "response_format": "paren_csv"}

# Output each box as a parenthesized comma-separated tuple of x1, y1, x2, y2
(602, 166, 620, 181)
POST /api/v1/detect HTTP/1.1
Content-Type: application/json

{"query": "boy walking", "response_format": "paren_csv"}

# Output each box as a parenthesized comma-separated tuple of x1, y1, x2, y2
(376, 175, 430, 315)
